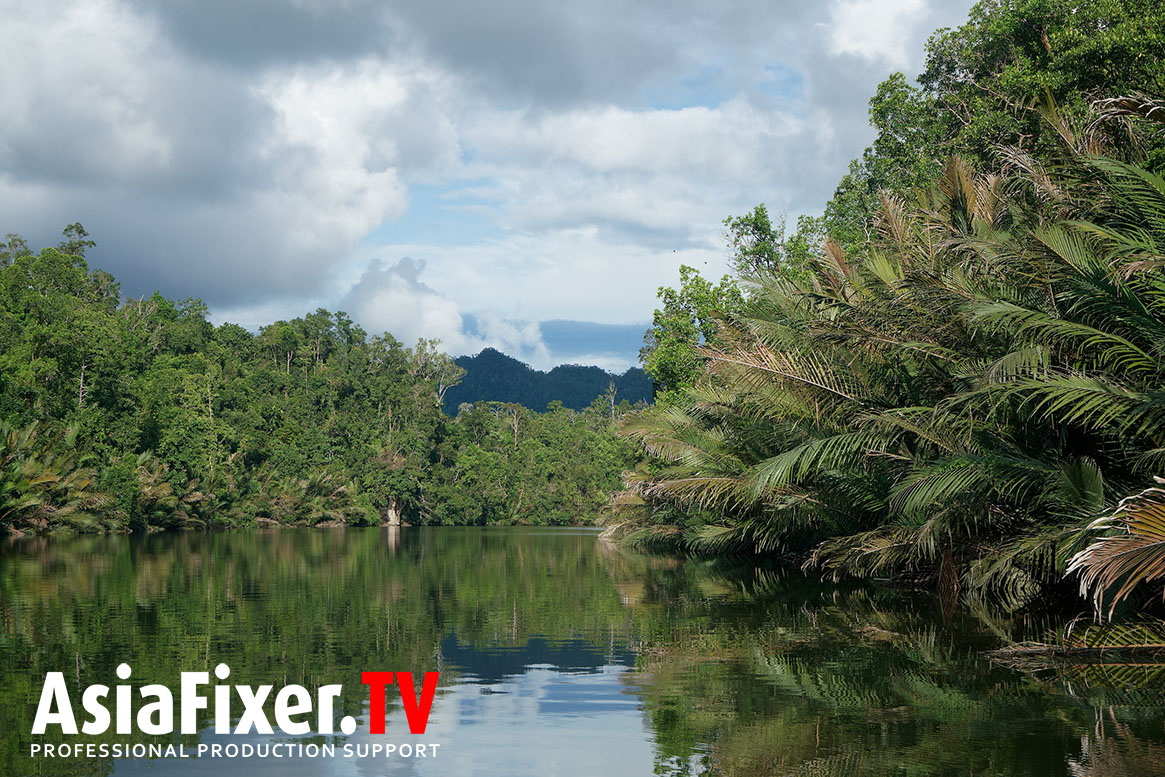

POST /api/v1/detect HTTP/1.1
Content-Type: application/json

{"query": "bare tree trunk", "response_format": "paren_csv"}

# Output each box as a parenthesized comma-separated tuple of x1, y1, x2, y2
(380, 499, 401, 526)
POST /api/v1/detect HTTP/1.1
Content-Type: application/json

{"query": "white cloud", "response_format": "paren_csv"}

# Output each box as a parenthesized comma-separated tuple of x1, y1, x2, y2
(828, 0, 929, 68)
(0, 0, 172, 181)
(248, 60, 449, 265)
(468, 97, 802, 179)
(340, 257, 556, 367)
(1, 0, 978, 369)
(472, 311, 553, 368)
(342, 257, 470, 349)
(0, 3, 460, 303)
(358, 229, 728, 327)
(454, 96, 821, 242)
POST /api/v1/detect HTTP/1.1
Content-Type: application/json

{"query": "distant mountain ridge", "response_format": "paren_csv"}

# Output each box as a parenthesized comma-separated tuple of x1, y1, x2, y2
(444, 348, 653, 414)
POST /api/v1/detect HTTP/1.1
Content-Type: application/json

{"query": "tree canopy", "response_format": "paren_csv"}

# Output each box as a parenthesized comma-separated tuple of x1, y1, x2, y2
(0, 227, 635, 534)
(618, 0, 1165, 616)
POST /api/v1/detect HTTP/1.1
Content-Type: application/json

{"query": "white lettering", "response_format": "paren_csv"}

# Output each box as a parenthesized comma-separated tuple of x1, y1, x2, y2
(32, 673, 76, 735)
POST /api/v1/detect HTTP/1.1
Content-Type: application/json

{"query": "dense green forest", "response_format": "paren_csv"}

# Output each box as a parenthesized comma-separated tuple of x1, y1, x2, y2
(444, 347, 652, 414)
(7, 0, 1165, 622)
(614, 0, 1165, 615)
(0, 237, 636, 534)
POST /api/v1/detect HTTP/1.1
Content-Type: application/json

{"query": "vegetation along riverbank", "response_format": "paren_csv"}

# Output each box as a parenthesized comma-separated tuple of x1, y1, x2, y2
(608, 0, 1165, 618)
(0, 242, 639, 534)
(5, 0, 1165, 624)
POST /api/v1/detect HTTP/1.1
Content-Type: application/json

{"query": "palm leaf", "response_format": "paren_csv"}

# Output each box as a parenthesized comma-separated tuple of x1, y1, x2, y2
(1068, 478, 1165, 618)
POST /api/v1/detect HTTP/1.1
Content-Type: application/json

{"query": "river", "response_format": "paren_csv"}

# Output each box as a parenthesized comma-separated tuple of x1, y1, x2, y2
(2, 527, 1163, 776)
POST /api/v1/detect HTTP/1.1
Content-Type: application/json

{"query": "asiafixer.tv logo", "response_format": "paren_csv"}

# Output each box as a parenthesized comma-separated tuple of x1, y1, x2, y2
(29, 664, 442, 761)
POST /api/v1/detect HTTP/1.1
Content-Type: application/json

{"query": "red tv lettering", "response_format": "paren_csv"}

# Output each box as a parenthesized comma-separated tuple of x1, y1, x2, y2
(360, 672, 394, 734)
(396, 672, 440, 734)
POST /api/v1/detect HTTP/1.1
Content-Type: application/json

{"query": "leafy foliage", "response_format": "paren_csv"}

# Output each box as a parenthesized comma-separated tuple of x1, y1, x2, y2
(0, 423, 110, 533)
(640, 265, 745, 401)
(1070, 479, 1165, 618)
(0, 229, 633, 533)
(616, 0, 1165, 614)
(614, 113, 1165, 609)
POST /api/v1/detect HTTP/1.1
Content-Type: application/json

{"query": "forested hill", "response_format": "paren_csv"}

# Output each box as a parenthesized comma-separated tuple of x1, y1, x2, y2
(444, 348, 653, 414)
(0, 237, 640, 533)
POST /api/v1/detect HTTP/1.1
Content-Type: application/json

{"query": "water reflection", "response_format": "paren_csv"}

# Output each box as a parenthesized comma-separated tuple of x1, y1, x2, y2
(1, 527, 1163, 776)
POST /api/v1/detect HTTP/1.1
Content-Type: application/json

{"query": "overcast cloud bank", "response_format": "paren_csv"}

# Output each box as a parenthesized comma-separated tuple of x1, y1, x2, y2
(0, 0, 974, 369)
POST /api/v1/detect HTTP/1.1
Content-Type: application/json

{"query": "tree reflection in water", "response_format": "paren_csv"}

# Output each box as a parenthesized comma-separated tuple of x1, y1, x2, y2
(1, 528, 1163, 776)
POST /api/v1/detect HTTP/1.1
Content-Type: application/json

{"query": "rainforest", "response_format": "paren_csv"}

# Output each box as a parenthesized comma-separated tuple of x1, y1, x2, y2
(5, 1, 1165, 775)
(0, 248, 640, 533)
(614, 0, 1165, 620)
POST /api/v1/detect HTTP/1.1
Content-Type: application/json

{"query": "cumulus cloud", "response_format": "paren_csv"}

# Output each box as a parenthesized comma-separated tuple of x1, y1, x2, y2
(471, 312, 553, 369)
(341, 257, 553, 367)
(355, 229, 727, 328)
(0, 0, 174, 185)
(0, 0, 977, 368)
(342, 257, 469, 349)
(247, 58, 460, 264)
(456, 96, 818, 247)
(828, 0, 930, 69)
(0, 1, 455, 305)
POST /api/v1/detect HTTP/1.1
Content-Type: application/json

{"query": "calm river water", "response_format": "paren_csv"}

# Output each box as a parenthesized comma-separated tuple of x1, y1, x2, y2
(2, 527, 1163, 776)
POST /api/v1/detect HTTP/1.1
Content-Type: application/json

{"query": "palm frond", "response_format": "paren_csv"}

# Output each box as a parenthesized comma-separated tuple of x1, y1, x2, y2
(1069, 478, 1165, 618)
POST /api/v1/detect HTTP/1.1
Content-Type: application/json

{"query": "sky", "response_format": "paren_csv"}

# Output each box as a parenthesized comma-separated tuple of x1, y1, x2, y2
(0, 0, 975, 372)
